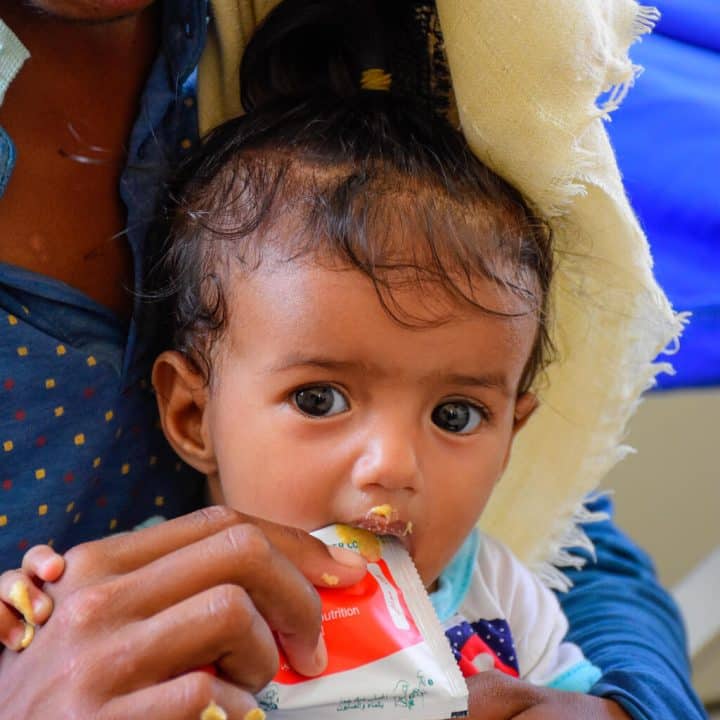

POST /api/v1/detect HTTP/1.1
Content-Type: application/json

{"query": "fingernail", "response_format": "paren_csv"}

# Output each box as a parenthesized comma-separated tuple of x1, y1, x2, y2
(33, 595, 50, 619)
(40, 556, 61, 578)
(327, 545, 366, 568)
(312, 635, 328, 673)
(7, 625, 25, 652)
(244, 709, 266, 720)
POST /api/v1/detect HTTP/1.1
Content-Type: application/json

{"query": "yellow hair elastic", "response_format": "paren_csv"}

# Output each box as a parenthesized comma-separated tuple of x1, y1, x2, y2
(360, 68, 392, 92)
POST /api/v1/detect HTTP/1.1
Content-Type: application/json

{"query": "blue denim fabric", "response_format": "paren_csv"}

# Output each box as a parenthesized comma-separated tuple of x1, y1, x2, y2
(0, 1, 208, 566)
(0, 126, 15, 198)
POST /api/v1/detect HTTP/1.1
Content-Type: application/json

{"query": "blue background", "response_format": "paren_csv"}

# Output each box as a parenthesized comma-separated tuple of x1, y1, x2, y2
(608, 0, 720, 389)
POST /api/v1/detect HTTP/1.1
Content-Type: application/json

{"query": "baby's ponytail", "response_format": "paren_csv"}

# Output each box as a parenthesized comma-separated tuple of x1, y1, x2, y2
(240, 0, 451, 118)
(156, 0, 553, 392)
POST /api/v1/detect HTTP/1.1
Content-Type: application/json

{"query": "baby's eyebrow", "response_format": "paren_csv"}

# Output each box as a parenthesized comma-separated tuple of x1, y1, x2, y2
(265, 354, 362, 374)
(265, 354, 511, 396)
(435, 372, 511, 396)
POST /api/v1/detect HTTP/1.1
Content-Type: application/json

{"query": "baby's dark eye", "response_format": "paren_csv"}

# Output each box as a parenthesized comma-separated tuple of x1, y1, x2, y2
(293, 386, 349, 417)
(431, 401, 485, 434)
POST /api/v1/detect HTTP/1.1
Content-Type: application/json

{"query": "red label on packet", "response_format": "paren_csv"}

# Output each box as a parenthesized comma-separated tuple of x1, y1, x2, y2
(275, 559, 424, 683)
(256, 525, 468, 719)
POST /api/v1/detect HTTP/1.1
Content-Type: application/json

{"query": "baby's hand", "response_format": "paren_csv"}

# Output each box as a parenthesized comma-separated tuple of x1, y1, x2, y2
(0, 544, 65, 651)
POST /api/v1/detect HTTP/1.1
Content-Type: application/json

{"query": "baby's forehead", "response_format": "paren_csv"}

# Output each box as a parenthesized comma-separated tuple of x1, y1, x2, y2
(219, 257, 539, 382)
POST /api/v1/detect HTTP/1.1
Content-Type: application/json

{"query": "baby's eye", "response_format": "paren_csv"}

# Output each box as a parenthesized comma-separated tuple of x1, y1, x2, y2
(293, 385, 349, 417)
(431, 401, 486, 434)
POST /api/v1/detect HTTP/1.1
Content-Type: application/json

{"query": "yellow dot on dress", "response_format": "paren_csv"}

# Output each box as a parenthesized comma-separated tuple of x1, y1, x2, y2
(180, 138, 192, 150)
(56, 344, 67, 356)
(7, 314, 18, 325)
(73, 512, 82, 524)
(93, 457, 101, 468)
(0, 515, 7, 527)
(35, 468, 46, 480)
(54, 406, 64, 417)
(38, 504, 48, 516)
(22, 305, 30, 315)
(3, 440, 13, 452)
(149, 455, 158, 466)
(45, 378, 56, 389)
(109, 518, 118, 530)
(104, 410, 114, 422)
(47, 539, 54, 548)
(155, 495, 165, 507)
(86, 355, 97, 367)
(74, 433, 85, 446)
(66, 501, 75, 512)
(121, 463, 130, 475)
(17, 346, 28, 357)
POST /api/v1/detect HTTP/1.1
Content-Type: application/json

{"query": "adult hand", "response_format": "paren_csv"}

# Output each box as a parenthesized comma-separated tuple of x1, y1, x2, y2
(0, 506, 367, 719)
(461, 670, 632, 719)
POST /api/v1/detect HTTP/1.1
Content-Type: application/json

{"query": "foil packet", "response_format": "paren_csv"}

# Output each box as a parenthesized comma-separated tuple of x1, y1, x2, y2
(256, 524, 468, 719)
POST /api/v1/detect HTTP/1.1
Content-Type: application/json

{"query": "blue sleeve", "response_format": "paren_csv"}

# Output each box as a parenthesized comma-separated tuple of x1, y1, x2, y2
(558, 495, 707, 720)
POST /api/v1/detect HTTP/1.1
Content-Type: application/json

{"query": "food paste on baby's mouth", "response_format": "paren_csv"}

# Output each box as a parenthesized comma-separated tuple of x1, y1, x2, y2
(335, 524, 382, 562)
(321, 572, 340, 586)
(368, 504, 394, 520)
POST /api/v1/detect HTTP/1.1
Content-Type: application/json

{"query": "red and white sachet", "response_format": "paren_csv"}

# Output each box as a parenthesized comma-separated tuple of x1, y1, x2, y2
(255, 524, 468, 719)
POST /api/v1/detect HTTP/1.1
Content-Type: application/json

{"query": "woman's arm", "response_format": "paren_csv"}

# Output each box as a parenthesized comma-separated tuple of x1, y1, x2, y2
(559, 495, 707, 720)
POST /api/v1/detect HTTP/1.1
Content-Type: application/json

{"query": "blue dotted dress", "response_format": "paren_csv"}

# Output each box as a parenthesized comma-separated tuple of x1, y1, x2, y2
(0, 1, 208, 566)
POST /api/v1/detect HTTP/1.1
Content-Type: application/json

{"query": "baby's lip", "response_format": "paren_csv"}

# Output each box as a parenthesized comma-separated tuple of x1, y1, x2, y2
(350, 509, 415, 551)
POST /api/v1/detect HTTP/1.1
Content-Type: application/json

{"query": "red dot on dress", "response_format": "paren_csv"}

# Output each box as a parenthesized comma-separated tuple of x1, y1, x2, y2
(3, 378, 14, 391)
(14, 409, 26, 421)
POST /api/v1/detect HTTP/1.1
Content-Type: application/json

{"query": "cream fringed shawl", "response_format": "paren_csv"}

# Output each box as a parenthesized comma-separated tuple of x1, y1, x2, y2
(197, 1, 685, 588)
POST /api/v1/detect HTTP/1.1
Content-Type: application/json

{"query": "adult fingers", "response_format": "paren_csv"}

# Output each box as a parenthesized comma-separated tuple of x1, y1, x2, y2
(115, 584, 279, 693)
(101, 671, 263, 720)
(254, 519, 367, 588)
(62, 507, 365, 588)
(115, 523, 328, 676)
(0, 571, 52, 624)
(21, 544, 65, 583)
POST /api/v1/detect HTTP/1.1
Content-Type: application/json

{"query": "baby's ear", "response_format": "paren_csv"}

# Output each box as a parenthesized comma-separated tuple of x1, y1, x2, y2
(512, 391, 538, 436)
(500, 392, 539, 475)
(152, 351, 218, 475)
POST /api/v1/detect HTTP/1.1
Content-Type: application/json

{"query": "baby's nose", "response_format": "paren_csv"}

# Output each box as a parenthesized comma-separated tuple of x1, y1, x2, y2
(350, 429, 419, 492)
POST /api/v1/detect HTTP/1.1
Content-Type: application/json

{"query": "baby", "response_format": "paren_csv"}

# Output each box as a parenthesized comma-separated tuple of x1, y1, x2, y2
(0, 0, 600, 698)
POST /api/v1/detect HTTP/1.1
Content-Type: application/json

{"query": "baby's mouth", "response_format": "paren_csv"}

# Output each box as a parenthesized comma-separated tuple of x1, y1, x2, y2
(350, 505, 414, 550)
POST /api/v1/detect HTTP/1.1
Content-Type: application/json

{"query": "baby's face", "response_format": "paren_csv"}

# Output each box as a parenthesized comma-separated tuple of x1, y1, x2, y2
(162, 258, 537, 587)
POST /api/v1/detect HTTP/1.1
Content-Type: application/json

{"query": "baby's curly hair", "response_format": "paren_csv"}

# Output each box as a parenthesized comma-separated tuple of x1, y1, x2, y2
(148, 0, 554, 393)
